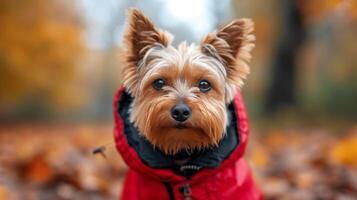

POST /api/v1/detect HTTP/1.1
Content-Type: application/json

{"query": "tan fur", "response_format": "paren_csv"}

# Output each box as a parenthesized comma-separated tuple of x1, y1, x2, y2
(201, 19, 255, 102)
(121, 8, 173, 96)
(120, 9, 255, 155)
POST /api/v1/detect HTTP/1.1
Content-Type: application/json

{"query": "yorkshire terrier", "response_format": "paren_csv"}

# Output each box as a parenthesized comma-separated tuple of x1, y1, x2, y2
(113, 8, 262, 200)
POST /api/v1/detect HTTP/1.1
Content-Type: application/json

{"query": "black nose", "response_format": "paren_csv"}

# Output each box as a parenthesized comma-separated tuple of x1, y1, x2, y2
(171, 104, 191, 122)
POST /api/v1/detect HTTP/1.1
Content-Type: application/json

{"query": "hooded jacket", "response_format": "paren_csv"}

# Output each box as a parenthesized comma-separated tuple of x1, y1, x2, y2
(114, 86, 263, 200)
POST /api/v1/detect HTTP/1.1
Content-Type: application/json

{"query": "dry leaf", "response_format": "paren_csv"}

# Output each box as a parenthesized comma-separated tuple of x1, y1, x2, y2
(330, 134, 357, 167)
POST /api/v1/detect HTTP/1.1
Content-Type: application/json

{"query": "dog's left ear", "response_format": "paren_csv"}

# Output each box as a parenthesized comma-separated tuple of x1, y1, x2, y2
(201, 19, 255, 102)
(121, 8, 173, 95)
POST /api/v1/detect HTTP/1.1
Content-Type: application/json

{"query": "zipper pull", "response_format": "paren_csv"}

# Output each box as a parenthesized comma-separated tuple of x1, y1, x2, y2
(179, 183, 192, 200)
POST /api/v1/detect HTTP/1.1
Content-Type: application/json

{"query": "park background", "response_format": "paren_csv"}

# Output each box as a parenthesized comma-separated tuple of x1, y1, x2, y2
(0, 0, 356, 199)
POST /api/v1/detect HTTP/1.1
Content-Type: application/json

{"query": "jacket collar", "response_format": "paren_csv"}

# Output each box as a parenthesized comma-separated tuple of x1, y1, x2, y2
(114, 86, 250, 182)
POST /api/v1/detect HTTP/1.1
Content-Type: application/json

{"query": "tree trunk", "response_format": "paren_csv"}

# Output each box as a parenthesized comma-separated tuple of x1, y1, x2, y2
(264, 0, 305, 114)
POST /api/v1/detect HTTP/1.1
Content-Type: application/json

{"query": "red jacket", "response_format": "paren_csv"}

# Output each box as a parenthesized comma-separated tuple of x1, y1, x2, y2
(114, 86, 263, 200)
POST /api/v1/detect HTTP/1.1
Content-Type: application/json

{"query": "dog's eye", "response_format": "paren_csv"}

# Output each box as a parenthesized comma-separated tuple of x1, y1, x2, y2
(153, 78, 166, 90)
(198, 80, 211, 92)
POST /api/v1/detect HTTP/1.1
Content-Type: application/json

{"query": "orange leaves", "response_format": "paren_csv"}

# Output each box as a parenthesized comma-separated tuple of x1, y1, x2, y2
(0, 186, 9, 200)
(0, 124, 125, 199)
(250, 147, 269, 168)
(330, 132, 357, 167)
(20, 153, 54, 185)
(249, 135, 270, 168)
(248, 128, 357, 199)
(0, 124, 356, 199)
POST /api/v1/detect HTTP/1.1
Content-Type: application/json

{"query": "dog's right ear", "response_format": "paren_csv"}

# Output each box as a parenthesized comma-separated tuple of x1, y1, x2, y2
(200, 19, 255, 102)
(121, 8, 172, 95)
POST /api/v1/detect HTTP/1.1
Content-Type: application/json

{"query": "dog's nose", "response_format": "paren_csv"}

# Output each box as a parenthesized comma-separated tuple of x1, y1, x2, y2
(171, 104, 191, 122)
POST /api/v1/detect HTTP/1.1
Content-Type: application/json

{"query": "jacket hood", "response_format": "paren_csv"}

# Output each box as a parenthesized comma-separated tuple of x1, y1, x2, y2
(113, 86, 250, 182)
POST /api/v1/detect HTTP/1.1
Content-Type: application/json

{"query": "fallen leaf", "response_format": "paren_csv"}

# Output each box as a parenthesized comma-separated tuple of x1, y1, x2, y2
(330, 134, 357, 167)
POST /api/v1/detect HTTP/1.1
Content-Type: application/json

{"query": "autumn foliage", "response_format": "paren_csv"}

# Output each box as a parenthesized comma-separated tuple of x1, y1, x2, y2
(0, 0, 84, 115)
(0, 124, 356, 199)
(0, 0, 356, 199)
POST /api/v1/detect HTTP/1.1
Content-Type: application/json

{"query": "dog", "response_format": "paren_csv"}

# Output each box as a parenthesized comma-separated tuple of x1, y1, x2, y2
(113, 8, 263, 200)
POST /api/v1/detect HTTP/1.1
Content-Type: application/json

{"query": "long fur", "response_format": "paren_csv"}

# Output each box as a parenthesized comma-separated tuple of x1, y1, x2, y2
(120, 9, 255, 154)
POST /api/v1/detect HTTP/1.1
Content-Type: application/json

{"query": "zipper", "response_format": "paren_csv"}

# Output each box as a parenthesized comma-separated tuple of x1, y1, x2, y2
(163, 182, 193, 200)
(179, 183, 192, 200)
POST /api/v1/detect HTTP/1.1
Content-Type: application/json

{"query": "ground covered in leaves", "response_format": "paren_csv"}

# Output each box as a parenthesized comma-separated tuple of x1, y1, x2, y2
(0, 123, 356, 200)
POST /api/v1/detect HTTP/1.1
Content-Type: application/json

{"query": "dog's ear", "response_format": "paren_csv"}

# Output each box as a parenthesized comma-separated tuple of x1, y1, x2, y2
(121, 8, 172, 95)
(201, 19, 255, 101)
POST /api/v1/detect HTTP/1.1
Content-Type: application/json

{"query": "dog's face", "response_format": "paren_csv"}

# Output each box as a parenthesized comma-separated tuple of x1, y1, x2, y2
(120, 9, 255, 155)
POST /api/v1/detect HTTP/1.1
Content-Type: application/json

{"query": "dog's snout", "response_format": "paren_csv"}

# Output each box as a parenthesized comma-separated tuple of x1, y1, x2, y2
(171, 103, 191, 122)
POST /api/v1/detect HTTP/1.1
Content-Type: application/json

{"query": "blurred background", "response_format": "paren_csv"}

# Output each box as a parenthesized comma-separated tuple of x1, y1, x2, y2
(0, 0, 356, 199)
